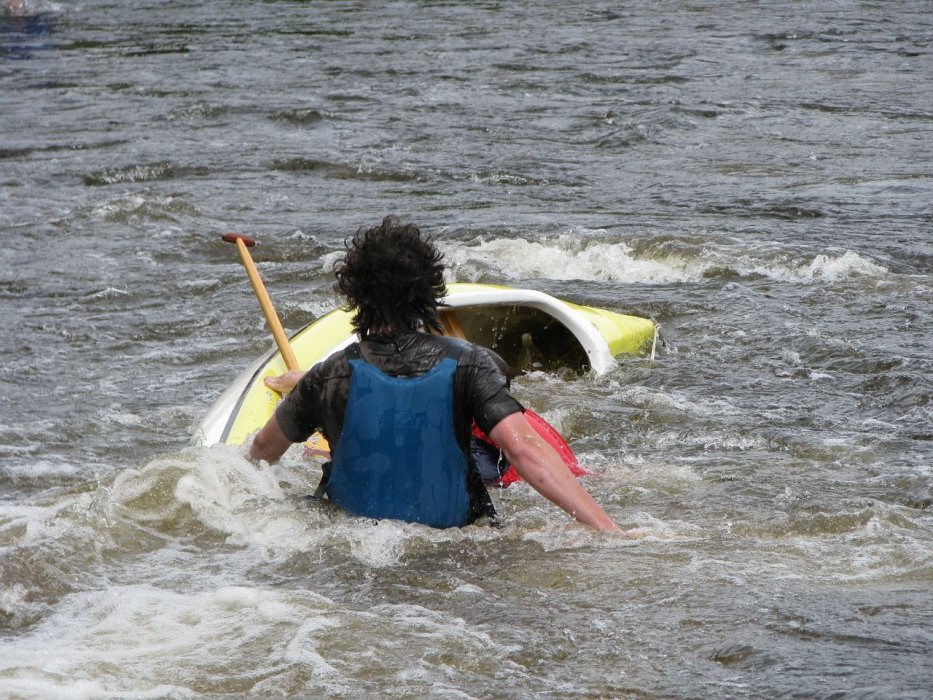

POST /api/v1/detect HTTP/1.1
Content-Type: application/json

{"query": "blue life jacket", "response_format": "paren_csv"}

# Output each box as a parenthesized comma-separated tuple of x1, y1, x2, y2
(324, 342, 474, 528)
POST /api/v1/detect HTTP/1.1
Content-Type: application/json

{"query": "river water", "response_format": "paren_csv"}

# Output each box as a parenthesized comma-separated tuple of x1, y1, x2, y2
(1, 1, 931, 698)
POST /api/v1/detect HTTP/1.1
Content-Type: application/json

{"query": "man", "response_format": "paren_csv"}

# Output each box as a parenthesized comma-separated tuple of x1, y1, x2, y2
(249, 216, 622, 532)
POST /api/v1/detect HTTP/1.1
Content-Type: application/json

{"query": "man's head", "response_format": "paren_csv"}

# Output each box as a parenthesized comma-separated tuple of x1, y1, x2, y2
(334, 216, 447, 336)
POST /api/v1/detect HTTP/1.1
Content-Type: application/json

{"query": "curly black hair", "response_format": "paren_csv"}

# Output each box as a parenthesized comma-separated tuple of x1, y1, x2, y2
(333, 216, 447, 337)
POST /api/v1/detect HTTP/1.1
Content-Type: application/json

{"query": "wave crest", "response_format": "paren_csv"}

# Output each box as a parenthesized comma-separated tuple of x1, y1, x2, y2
(444, 234, 890, 286)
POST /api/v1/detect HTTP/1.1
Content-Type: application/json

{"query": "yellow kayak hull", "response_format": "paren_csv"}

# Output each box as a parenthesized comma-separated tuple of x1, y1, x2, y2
(195, 283, 656, 447)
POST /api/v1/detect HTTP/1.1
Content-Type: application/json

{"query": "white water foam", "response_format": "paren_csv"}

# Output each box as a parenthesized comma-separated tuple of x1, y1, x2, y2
(109, 446, 503, 567)
(110, 445, 326, 554)
(318, 250, 345, 273)
(442, 234, 891, 288)
(742, 249, 890, 283)
(784, 504, 933, 584)
(343, 519, 409, 567)
(444, 235, 704, 284)
(0, 582, 524, 698)
(0, 496, 97, 552)
(0, 584, 336, 699)
(0, 457, 84, 483)
(0, 583, 33, 630)
(612, 382, 742, 419)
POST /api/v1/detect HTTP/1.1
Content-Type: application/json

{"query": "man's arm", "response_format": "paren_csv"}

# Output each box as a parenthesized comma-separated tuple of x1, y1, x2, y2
(249, 414, 293, 464)
(488, 412, 620, 532)
(249, 369, 305, 463)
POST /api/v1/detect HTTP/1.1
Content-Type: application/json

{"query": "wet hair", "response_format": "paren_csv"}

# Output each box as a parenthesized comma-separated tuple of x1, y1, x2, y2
(334, 216, 447, 337)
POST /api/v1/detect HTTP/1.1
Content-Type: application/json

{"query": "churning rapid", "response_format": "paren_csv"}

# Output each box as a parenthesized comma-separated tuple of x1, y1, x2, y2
(1, 1, 931, 698)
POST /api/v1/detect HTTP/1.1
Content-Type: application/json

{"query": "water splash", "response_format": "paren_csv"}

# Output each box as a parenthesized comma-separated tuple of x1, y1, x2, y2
(443, 235, 891, 287)
(444, 234, 703, 284)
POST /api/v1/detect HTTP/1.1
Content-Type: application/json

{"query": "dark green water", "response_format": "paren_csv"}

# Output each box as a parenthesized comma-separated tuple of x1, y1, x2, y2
(1, 2, 930, 698)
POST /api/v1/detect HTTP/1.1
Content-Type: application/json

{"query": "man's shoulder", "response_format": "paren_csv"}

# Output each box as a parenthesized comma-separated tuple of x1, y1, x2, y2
(414, 333, 494, 363)
(355, 332, 506, 378)
(304, 345, 355, 383)
(433, 336, 510, 381)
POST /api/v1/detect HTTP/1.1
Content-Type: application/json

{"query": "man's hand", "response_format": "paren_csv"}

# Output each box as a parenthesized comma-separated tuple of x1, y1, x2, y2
(264, 369, 305, 394)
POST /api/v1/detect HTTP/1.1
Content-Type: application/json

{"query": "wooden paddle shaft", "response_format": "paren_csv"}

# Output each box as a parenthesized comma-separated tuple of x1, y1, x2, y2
(223, 233, 300, 371)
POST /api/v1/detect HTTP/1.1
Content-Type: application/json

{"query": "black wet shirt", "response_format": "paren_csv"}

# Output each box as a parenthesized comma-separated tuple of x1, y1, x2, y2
(274, 332, 523, 453)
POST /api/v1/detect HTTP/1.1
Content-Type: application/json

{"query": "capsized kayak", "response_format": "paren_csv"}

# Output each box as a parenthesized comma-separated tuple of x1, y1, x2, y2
(194, 282, 657, 448)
